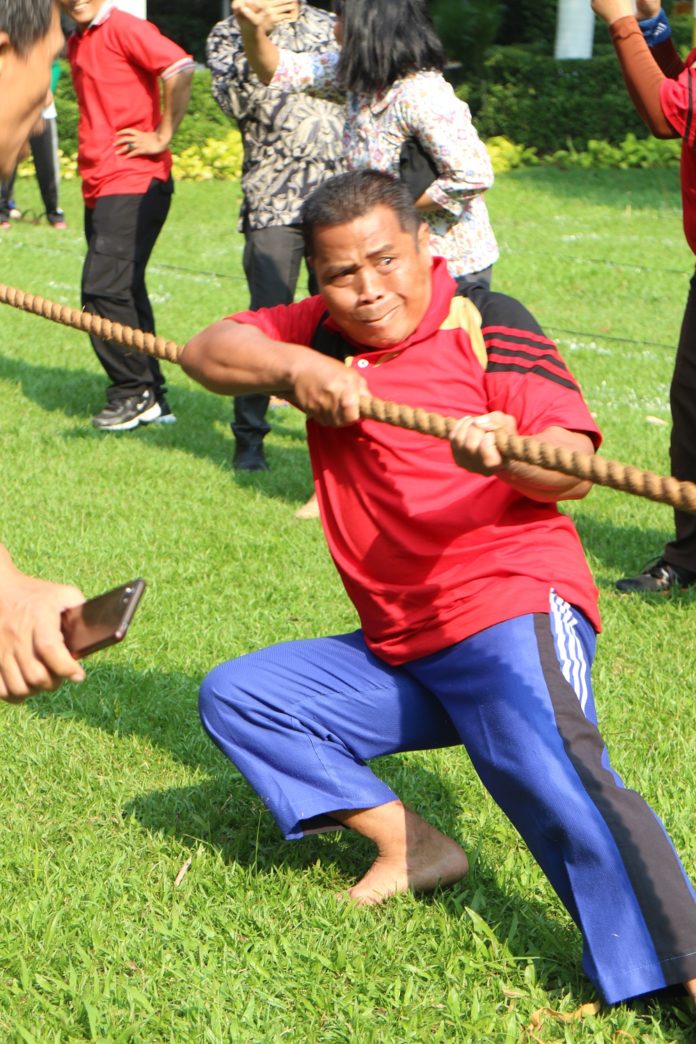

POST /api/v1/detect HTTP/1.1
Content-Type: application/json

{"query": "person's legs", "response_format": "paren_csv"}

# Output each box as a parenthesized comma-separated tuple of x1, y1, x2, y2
(199, 629, 468, 896)
(664, 271, 696, 571)
(618, 272, 696, 591)
(82, 178, 173, 429)
(407, 595, 696, 1004)
(233, 224, 306, 470)
(0, 168, 17, 226)
(30, 114, 64, 225)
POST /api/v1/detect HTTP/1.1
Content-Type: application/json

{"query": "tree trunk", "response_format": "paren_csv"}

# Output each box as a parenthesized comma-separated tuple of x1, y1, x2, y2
(554, 0, 595, 60)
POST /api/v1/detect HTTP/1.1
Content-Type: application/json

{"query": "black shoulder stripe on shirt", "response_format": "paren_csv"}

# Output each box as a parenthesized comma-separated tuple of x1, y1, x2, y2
(483, 328, 558, 352)
(484, 340, 572, 374)
(310, 311, 353, 360)
(486, 360, 579, 391)
(458, 286, 546, 338)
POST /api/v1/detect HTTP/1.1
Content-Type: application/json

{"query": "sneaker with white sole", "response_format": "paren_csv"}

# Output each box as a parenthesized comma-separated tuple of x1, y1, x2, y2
(92, 390, 176, 431)
(615, 556, 696, 593)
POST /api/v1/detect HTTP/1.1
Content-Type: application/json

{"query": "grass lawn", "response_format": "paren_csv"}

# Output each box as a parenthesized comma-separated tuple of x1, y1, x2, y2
(0, 169, 694, 1041)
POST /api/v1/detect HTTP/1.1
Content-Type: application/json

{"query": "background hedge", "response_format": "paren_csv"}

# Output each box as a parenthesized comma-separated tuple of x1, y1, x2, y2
(460, 46, 648, 155)
(53, 2, 695, 159)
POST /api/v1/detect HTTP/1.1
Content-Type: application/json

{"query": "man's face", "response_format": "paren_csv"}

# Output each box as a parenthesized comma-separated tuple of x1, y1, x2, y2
(311, 205, 433, 349)
(58, 0, 105, 28)
(0, 4, 64, 179)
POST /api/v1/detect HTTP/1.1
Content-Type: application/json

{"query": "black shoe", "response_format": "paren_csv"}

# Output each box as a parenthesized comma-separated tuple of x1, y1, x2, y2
(615, 556, 696, 594)
(233, 442, 268, 471)
(46, 209, 67, 229)
(92, 390, 176, 431)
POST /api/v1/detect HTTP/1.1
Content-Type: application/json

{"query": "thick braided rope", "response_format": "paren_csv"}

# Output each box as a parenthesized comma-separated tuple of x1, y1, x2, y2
(362, 395, 696, 514)
(3, 281, 696, 514)
(0, 282, 182, 364)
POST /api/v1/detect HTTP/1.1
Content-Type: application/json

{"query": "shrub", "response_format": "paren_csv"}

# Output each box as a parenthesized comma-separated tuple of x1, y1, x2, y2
(462, 45, 649, 154)
(544, 132, 680, 170)
(171, 130, 244, 181)
(431, 0, 503, 72)
(485, 136, 538, 173)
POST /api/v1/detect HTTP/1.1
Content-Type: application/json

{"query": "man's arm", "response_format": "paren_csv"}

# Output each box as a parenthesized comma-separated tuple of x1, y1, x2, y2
(592, 0, 679, 136)
(449, 414, 594, 502)
(114, 65, 194, 157)
(181, 319, 368, 427)
(207, 20, 253, 122)
(231, 0, 282, 84)
(0, 545, 86, 701)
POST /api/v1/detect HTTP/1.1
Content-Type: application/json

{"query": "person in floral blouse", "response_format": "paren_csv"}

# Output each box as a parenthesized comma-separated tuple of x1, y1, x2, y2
(231, 0, 499, 287)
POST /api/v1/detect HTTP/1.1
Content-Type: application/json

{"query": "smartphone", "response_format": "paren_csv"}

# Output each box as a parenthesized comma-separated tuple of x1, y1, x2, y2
(61, 579, 146, 658)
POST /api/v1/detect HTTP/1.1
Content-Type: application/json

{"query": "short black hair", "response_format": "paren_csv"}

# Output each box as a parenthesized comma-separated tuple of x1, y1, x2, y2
(0, 0, 54, 55)
(301, 170, 421, 255)
(336, 0, 444, 95)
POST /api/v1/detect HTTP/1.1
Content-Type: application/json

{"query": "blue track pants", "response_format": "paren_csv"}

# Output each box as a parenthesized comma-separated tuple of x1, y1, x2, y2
(199, 595, 696, 1003)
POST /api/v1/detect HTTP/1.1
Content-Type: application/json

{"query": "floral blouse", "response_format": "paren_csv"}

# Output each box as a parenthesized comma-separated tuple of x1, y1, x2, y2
(272, 51, 499, 277)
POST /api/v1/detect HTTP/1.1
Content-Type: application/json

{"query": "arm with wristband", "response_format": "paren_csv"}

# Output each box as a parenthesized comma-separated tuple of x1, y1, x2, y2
(592, 0, 680, 137)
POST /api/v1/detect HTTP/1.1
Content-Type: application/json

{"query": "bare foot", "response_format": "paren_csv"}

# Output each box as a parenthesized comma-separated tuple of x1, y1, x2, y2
(294, 492, 319, 520)
(685, 977, 696, 1007)
(333, 801, 468, 906)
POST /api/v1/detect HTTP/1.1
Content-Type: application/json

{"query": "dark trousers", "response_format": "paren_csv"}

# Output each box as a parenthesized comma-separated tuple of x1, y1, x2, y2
(82, 178, 173, 403)
(233, 223, 316, 446)
(30, 117, 61, 218)
(665, 270, 696, 570)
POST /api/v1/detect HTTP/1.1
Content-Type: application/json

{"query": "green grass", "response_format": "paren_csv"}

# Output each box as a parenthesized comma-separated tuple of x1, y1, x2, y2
(0, 171, 694, 1041)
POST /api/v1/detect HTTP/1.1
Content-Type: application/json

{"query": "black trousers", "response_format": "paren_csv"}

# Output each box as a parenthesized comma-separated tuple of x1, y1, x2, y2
(30, 117, 61, 218)
(82, 178, 173, 402)
(233, 223, 316, 446)
(665, 270, 696, 570)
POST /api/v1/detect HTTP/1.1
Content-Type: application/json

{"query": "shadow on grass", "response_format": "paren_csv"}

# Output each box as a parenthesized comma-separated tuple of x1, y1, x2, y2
(571, 510, 696, 599)
(0, 353, 314, 506)
(30, 663, 695, 1023)
(30, 663, 583, 980)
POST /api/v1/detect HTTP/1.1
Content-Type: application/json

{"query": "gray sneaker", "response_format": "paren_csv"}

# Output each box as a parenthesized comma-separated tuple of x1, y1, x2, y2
(92, 390, 176, 431)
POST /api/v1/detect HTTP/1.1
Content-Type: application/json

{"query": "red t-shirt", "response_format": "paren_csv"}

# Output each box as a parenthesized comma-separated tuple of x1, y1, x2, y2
(660, 50, 696, 254)
(231, 259, 602, 664)
(66, 7, 193, 205)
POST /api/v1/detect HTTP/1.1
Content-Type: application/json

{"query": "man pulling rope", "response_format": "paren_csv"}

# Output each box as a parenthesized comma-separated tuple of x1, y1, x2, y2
(177, 169, 695, 1005)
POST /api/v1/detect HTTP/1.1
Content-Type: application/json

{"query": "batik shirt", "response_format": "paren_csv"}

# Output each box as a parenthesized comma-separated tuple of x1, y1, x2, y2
(206, 6, 345, 231)
(272, 52, 499, 277)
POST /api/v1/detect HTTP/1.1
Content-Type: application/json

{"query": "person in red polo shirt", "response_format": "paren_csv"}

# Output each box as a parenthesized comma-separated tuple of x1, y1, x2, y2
(60, 0, 194, 430)
(593, 0, 696, 592)
(181, 170, 696, 1007)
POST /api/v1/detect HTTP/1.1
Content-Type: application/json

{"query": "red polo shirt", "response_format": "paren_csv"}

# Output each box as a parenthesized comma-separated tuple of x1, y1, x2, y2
(231, 259, 602, 664)
(66, 6, 193, 205)
(660, 50, 696, 254)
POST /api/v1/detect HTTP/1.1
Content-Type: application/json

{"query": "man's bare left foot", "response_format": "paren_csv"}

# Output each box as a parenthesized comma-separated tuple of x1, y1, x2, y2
(333, 800, 468, 906)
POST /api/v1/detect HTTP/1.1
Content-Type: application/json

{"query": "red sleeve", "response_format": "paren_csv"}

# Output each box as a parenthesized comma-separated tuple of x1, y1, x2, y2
(227, 296, 328, 347)
(652, 39, 685, 80)
(476, 292, 601, 448)
(111, 11, 193, 77)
